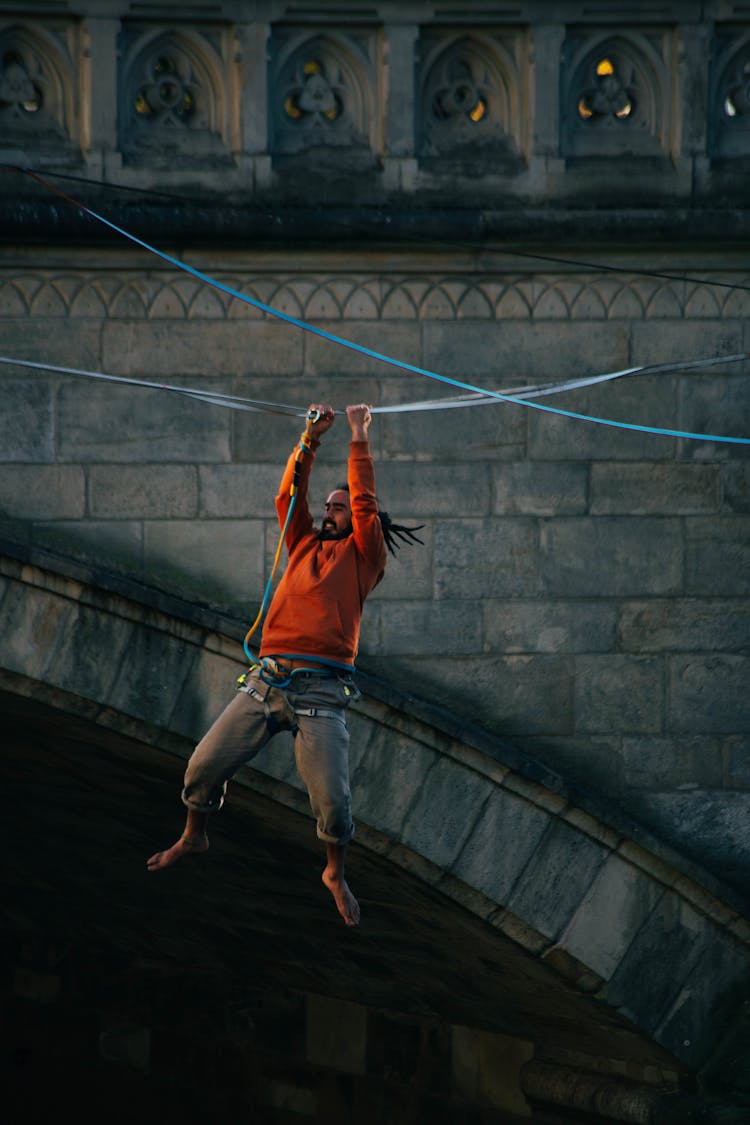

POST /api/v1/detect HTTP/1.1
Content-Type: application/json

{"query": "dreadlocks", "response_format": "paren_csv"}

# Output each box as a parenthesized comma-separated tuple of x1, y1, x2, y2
(377, 509, 425, 557)
(333, 483, 424, 558)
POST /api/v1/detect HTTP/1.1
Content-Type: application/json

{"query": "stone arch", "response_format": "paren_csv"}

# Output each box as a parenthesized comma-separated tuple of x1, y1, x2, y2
(417, 31, 523, 164)
(561, 30, 669, 158)
(0, 21, 79, 152)
(1, 538, 748, 1089)
(268, 29, 377, 157)
(710, 28, 750, 159)
(118, 24, 232, 164)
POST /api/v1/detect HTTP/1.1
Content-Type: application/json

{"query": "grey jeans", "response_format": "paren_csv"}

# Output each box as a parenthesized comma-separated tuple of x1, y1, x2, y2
(182, 667, 357, 846)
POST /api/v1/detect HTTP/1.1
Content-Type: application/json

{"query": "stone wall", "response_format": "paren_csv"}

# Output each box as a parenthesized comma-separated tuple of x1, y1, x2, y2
(0, 0, 749, 894)
(1, 246, 748, 897)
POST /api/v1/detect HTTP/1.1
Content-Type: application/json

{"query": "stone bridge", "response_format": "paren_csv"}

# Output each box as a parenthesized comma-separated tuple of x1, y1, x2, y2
(3, 537, 749, 1124)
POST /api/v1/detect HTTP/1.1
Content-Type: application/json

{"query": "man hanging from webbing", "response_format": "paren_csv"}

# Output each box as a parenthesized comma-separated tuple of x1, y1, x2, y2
(146, 402, 423, 926)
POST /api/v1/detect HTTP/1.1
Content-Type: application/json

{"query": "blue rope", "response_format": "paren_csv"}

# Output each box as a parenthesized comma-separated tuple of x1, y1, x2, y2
(19, 167, 750, 446)
(242, 491, 297, 666)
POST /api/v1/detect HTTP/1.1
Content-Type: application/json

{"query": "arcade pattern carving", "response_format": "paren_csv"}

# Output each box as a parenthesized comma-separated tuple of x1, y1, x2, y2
(1, 271, 749, 321)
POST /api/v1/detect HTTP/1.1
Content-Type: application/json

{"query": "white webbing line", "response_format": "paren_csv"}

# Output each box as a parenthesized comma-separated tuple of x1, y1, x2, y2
(0, 352, 744, 417)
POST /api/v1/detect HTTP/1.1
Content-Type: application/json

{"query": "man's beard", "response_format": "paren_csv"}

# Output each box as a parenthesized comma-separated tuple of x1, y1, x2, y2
(320, 520, 352, 541)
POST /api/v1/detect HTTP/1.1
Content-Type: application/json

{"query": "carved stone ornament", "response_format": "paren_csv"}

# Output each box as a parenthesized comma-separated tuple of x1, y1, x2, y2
(0, 28, 70, 143)
(120, 27, 230, 163)
(562, 33, 666, 158)
(418, 33, 522, 165)
(270, 31, 374, 156)
(709, 32, 750, 158)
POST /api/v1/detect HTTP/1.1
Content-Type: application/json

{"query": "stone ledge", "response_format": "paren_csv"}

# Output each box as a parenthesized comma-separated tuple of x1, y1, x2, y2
(2, 198, 750, 250)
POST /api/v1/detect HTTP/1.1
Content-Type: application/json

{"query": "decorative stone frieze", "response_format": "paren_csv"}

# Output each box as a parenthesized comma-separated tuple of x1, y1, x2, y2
(3, 268, 750, 321)
(0, 4, 749, 208)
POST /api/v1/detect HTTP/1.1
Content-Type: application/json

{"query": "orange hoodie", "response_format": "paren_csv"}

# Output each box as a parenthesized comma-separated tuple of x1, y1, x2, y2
(259, 438, 387, 669)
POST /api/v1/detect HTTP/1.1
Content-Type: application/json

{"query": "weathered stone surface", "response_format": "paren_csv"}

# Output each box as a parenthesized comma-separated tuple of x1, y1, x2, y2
(197, 464, 280, 518)
(367, 526, 433, 601)
(574, 655, 664, 735)
(103, 320, 304, 377)
(0, 465, 85, 518)
(541, 518, 683, 597)
(506, 821, 608, 941)
(449, 785, 550, 904)
(365, 653, 574, 739)
(619, 598, 750, 653)
(590, 463, 719, 514)
(526, 374, 677, 461)
(604, 891, 712, 1036)
(630, 791, 750, 884)
(519, 735, 623, 798)
(560, 854, 664, 981)
(493, 461, 588, 515)
(58, 382, 231, 463)
(722, 463, 750, 512)
(378, 599, 482, 655)
(434, 518, 539, 598)
(482, 599, 617, 654)
(143, 519, 265, 604)
(621, 735, 724, 790)
(685, 518, 750, 596)
(107, 626, 199, 731)
(398, 754, 491, 870)
(631, 321, 744, 365)
(382, 400, 526, 462)
(656, 931, 750, 1070)
(89, 465, 198, 518)
(668, 654, 750, 734)
(348, 714, 442, 839)
(726, 738, 750, 787)
(170, 646, 246, 745)
(679, 373, 750, 458)
(423, 321, 629, 382)
(304, 322, 421, 377)
(31, 519, 144, 574)
(0, 380, 55, 463)
(374, 460, 492, 516)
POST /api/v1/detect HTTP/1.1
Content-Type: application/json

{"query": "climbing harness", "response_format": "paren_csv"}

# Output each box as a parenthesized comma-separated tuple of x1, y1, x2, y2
(236, 661, 361, 739)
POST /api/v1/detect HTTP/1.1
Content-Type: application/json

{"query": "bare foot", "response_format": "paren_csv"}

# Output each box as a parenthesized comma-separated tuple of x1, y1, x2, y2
(147, 834, 209, 872)
(322, 868, 360, 926)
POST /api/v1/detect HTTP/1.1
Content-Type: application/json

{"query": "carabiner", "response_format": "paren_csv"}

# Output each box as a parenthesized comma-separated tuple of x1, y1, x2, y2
(307, 407, 321, 424)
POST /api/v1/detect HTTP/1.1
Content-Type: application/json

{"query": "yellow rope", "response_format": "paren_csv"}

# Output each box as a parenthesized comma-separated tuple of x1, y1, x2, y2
(243, 410, 319, 656)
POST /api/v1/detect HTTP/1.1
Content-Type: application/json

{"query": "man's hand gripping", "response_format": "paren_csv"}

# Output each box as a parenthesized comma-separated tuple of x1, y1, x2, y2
(346, 403, 372, 442)
(307, 403, 335, 438)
